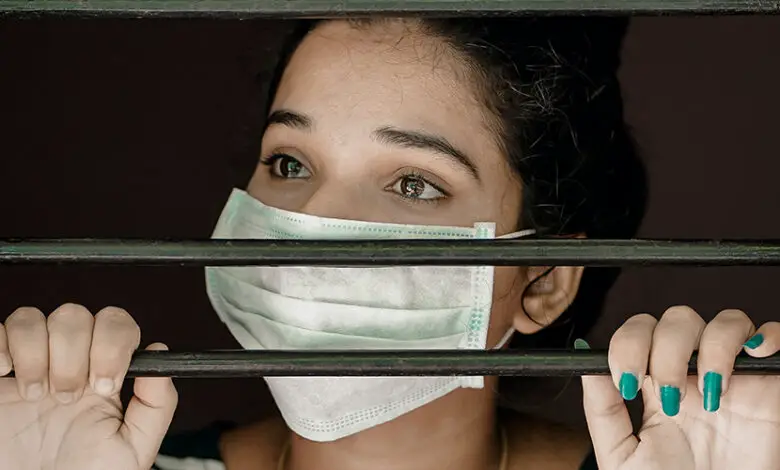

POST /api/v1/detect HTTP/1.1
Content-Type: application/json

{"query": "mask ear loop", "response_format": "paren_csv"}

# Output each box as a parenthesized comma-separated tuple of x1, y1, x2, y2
(488, 228, 537, 348)
(497, 228, 536, 239)
(492, 327, 516, 349)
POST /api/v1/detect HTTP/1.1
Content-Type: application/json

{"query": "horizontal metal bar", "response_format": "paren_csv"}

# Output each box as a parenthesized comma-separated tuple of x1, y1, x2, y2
(0, 0, 777, 17)
(5, 350, 776, 378)
(3, 239, 780, 266)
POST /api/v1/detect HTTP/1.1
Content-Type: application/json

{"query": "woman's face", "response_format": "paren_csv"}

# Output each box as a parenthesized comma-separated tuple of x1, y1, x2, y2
(247, 19, 560, 343)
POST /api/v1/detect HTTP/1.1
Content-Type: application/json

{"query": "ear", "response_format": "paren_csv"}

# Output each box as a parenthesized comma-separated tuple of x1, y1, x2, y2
(511, 264, 585, 335)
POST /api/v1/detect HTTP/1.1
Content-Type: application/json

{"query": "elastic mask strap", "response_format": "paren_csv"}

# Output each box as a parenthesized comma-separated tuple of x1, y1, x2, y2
(497, 228, 536, 239)
(492, 327, 515, 349)
(489, 229, 533, 349)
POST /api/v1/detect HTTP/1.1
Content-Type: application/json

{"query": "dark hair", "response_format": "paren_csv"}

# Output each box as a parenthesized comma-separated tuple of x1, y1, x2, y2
(260, 17, 646, 349)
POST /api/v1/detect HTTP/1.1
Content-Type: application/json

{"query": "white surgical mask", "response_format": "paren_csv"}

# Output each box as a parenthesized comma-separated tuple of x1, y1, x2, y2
(205, 189, 534, 442)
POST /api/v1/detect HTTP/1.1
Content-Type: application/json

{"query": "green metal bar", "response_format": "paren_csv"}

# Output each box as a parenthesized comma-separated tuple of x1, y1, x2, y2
(6, 350, 778, 378)
(0, 0, 777, 17)
(4, 238, 780, 266)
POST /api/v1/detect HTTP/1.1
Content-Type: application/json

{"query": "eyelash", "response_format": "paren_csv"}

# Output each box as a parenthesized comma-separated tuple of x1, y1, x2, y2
(260, 153, 449, 204)
(260, 153, 308, 179)
(260, 154, 282, 166)
(394, 170, 450, 205)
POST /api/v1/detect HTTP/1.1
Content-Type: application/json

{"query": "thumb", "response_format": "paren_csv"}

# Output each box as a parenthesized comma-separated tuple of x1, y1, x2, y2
(120, 342, 178, 469)
(577, 339, 637, 469)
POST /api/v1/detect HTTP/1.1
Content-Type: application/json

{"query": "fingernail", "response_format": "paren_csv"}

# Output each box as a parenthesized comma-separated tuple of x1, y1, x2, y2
(660, 385, 681, 416)
(25, 382, 44, 401)
(744, 334, 764, 349)
(93, 377, 115, 396)
(56, 391, 75, 404)
(619, 372, 639, 400)
(703, 371, 722, 412)
(574, 338, 590, 350)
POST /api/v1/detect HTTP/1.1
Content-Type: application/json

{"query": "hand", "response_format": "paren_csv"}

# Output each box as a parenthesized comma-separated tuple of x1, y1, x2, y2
(0, 304, 178, 470)
(581, 306, 780, 470)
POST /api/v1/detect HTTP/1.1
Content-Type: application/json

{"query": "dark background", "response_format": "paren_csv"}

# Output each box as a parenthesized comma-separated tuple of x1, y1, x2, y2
(1, 15, 779, 431)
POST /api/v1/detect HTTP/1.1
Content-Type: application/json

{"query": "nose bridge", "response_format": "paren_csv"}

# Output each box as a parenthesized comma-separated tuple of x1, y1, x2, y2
(298, 177, 364, 221)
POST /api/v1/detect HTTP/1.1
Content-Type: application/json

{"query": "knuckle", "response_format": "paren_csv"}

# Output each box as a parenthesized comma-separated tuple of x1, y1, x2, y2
(609, 315, 658, 373)
(715, 308, 751, 325)
(626, 313, 657, 326)
(95, 307, 141, 342)
(612, 313, 656, 340)
(48, 303, 92, 325)
(610, 326, 650, 356)
(661, 305, 702, 324)
(6, 306, 45, 328)
(701, 310, 754, 347)
(95, 306, 135, 326)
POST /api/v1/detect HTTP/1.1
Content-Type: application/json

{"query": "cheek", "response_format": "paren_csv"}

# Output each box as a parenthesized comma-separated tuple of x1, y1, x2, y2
(246, 165, 311, 212)
(246, 165, 265, 195)
(484, 182, 524, 236)
(493, 266, 524, 301)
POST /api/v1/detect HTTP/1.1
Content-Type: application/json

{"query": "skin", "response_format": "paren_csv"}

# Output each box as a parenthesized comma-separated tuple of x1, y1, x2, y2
(1, 18, 780, 470)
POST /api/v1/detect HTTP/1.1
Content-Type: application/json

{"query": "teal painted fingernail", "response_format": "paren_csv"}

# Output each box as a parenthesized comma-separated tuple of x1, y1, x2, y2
(574, 338, 590, 350)
(703, 371, 722, 412)
(744, 334, 764, 349)
(660, 385, 681, 416)
(619, 372, 639, 400)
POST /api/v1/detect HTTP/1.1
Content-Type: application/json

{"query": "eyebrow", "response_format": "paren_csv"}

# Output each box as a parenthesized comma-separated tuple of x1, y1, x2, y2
(266, 109, 313, 131)
(266, 109, 480, 181)
(373, 127, 480, 181)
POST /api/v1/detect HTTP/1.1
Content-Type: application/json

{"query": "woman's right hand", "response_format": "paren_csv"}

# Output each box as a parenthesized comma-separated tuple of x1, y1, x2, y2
(0, 304, 178, 470)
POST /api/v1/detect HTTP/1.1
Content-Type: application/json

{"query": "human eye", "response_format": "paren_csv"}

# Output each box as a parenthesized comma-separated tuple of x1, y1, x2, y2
(390, 171, 448, 203)
(260, 153, 312, 179)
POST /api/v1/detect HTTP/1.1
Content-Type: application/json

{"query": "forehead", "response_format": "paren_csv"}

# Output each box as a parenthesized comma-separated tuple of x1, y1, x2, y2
(271, 20, 500, 156)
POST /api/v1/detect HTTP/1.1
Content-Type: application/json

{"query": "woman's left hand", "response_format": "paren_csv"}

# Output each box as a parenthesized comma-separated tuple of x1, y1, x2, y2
(581, 306, 780, 470)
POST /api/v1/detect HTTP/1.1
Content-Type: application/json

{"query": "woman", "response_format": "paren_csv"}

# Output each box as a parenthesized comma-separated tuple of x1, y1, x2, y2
(1, 17, 779, 470)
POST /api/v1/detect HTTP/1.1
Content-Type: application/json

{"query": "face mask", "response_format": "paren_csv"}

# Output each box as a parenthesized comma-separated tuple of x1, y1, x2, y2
(205, 189, 535, 442)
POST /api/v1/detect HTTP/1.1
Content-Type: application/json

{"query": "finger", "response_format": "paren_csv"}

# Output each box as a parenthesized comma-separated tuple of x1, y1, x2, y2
(608, 313, 657, 401)
(5, 307, 49, 401)
(47, 304, 95, 404)
(121, 342, 178, 469)
(580, 340, 638, 468)
(649, 305, 706, 417)
(0, 322, 11, 376)
(697, 309, 755, 413)
(89, 306, 141, 397)
(742, 321, 780, 357)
